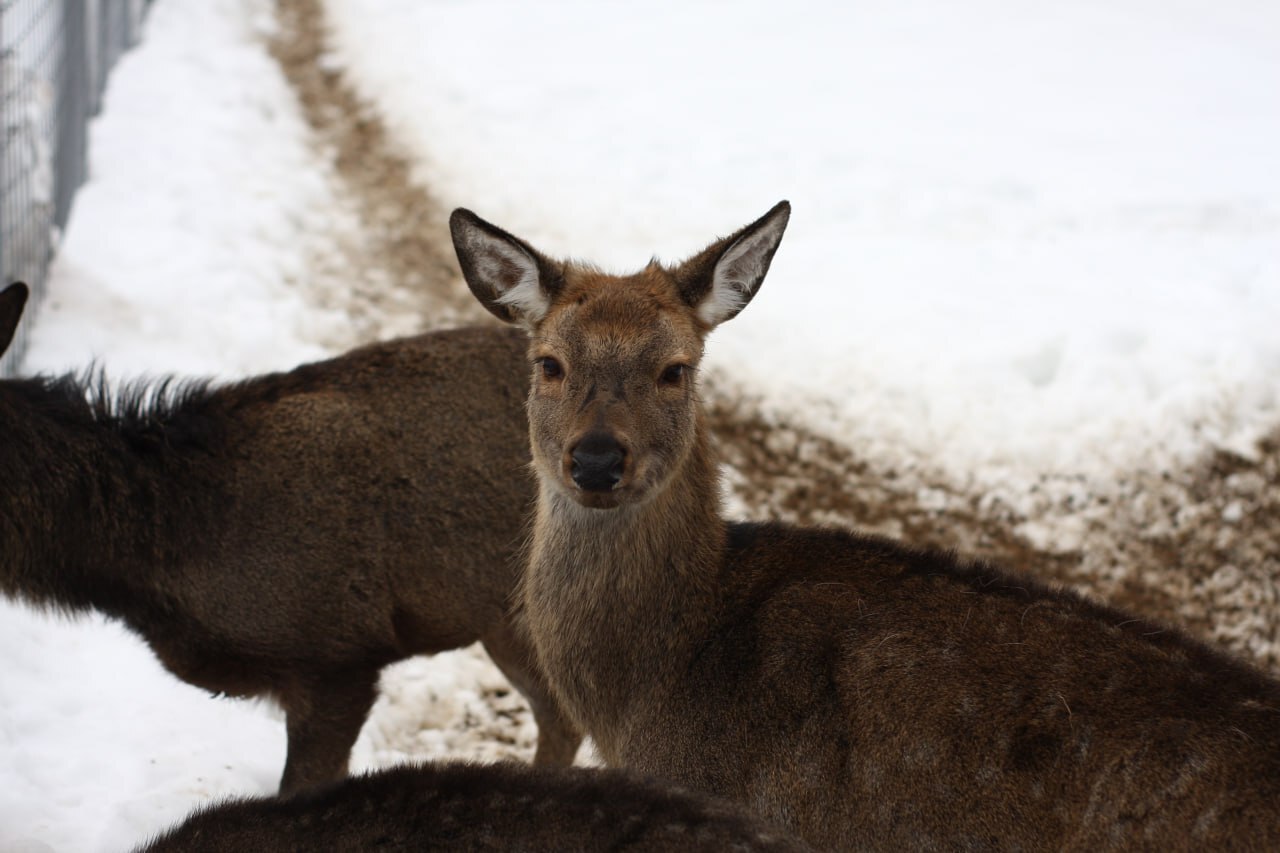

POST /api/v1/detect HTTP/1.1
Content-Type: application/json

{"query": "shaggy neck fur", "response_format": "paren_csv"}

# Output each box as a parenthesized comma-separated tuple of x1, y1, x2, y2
(523, 412, 726, 762)
(0, 372, 222, 622)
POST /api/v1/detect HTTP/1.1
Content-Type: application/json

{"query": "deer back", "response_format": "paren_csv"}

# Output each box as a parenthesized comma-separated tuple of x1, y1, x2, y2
(137, 761, 814, 853)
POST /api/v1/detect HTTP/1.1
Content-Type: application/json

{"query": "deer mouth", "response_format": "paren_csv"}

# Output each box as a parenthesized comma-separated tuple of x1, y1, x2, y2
(572, 486, 626, 510)
(560, 462, 632, 509)
(555, 462, 648, 510)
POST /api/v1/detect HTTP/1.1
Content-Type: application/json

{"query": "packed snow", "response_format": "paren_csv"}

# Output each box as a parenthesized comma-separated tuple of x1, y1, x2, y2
(2, 0, 1278, 850)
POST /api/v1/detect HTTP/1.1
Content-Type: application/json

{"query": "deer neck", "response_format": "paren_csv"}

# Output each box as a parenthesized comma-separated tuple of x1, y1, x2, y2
(1, 386, 181, 619)
(523, 416, 725, 760)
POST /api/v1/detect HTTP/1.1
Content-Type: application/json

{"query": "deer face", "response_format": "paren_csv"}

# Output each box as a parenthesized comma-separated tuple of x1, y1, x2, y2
(451, 203, 790, 509)
(523, 267, 707, 508)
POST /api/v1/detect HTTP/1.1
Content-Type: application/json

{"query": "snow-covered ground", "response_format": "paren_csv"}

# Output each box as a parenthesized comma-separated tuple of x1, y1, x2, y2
(2, 0, 1278, 850)
(325, 0, 1280, 482)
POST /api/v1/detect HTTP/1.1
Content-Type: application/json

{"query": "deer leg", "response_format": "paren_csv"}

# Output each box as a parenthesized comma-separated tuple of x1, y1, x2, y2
(277, 670, 380, 795)
(483, 624, 583, 767)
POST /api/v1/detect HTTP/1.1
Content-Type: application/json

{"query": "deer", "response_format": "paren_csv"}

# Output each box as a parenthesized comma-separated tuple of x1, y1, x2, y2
(450, 202, 1280, 850)
(0, 281, 579, 794)
(137, 760, 813, 852)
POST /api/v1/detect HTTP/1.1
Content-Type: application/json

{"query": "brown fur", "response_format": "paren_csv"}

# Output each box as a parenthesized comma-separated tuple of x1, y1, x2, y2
(136, 760, 813, 853)
(0, 282, 579, 793)
(451, 207, 1280, 850)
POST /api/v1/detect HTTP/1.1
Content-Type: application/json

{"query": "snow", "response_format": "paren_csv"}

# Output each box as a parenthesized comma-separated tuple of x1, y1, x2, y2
(2, 0, 1278, 849)
(324, 0, 1280, 480)
(0, 609, 284, 852)
(20, 1, 347, 379)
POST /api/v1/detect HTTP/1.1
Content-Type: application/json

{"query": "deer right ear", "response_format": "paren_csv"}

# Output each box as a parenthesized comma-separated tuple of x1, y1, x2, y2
(0, 282, 30, 358)
(673, 201, 790, 330)
(451, 209, 561, 327)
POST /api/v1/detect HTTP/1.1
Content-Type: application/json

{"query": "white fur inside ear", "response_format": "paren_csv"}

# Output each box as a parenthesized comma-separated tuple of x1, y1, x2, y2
(467, 230, 548, 322)
(697, 212, 787, 326)
(494, 264, 548, 322)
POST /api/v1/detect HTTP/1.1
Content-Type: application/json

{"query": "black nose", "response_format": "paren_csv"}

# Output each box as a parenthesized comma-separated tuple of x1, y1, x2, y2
(571, 432, 626, 492)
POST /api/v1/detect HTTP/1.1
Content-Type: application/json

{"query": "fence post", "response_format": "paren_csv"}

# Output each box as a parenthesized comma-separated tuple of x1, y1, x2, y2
(56, 0, 86, 231)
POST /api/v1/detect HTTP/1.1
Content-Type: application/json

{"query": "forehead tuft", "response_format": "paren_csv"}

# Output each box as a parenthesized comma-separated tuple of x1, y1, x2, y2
(537, 265, 703, 360)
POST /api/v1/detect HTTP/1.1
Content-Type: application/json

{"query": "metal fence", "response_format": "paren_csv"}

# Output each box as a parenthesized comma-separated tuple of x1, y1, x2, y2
(0, 0, 147, 376)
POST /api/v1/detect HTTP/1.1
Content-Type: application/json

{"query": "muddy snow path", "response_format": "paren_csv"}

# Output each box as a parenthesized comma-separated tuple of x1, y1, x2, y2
(266, 0, 1280, 773)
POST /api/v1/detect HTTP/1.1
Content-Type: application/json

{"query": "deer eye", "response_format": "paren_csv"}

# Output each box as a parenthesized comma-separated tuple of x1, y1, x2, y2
(659, 363, 687, 385)
(538, 357, 564, 380)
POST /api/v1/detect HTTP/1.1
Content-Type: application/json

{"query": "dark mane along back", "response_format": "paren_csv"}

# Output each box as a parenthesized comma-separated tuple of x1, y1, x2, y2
(3, 367, 222, 453)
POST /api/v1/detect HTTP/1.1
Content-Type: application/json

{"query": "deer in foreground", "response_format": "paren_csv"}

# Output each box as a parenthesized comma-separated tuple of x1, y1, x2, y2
(451, 203, 1280, 850)
(0, 281, 579, 793)
(137, 760, 813, 852)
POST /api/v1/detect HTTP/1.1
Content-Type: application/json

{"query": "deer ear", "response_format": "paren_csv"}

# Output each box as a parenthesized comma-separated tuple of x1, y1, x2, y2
(674, 201, 790, 329)
(451, 209, 561, 327)
(0, 282, 30, 358)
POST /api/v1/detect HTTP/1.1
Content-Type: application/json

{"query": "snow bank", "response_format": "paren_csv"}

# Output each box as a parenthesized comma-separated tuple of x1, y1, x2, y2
(323, 0, 1280, 480)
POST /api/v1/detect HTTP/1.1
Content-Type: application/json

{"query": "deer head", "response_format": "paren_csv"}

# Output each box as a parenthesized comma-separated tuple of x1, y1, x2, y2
(452, 203, 789, 510)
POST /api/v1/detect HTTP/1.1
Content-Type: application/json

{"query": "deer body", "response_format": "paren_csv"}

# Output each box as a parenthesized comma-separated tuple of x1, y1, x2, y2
(0, 283, 579, 793)
(138, 760, 812, 853)
(452, 205, 1280, 850)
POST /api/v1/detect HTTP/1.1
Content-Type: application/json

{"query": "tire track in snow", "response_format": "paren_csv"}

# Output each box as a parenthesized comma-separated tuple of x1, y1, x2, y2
(270, 0, 485, 333)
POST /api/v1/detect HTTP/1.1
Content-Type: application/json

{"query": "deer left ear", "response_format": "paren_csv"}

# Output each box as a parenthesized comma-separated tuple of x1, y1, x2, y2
(674, 201, 790, 329)
(451, 209, 563, 328)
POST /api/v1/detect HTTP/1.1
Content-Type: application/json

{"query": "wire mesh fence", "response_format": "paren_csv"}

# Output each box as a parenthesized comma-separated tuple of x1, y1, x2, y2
(1, 0, 146, 376)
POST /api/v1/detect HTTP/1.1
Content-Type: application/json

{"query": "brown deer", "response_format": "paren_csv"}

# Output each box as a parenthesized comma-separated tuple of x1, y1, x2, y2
(0, 281, 579, 794)
(137, 760, 813, 852)
(451, 203, 1280, 850)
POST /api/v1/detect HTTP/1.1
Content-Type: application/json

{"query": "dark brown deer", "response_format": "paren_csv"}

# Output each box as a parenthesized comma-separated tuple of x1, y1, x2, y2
(0, 281, 579, 794)
(451, 204, 1280, 850)
(137, 760, 813, 852)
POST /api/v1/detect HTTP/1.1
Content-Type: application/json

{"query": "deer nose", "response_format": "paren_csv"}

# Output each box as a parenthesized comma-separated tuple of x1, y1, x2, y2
(570, 432, 626, 492)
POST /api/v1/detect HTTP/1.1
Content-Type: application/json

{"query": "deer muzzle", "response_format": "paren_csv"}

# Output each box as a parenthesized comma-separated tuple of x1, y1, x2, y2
(569, 431, 627, 493)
